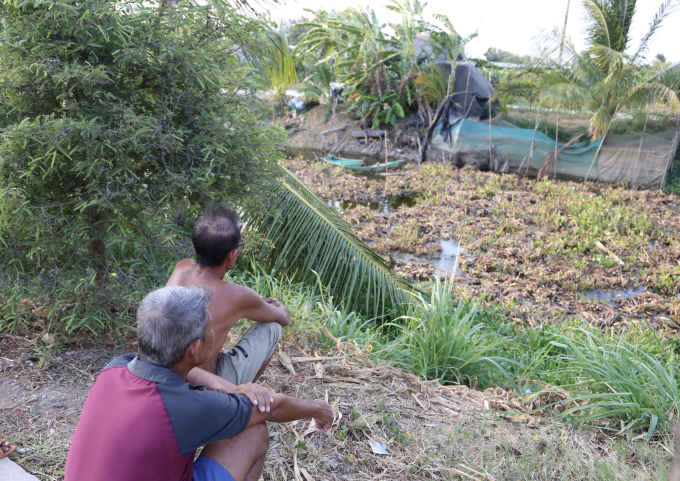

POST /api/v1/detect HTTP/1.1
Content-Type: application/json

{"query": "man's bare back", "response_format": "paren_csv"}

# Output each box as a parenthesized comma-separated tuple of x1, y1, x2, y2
(167, 258, 290, 375)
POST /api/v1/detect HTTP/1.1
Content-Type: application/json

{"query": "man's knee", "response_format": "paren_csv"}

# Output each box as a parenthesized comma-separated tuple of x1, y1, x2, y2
(250, 423, 269, 458)
(266, 322, 283, 346)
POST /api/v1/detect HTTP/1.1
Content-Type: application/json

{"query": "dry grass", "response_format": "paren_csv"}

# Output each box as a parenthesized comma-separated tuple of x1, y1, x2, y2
(260, 340, 674, 480)
(2, 328, 675, 480)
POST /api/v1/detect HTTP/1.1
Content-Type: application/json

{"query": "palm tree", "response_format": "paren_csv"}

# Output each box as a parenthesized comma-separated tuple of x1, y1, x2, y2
(506, 0, 680, 140)
(253, 28, 298, 103)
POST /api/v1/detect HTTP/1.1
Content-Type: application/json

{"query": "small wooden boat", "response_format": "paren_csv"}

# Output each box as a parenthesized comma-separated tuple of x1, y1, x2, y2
(351, 130, 386, 139)
(316, 154, 403, 173)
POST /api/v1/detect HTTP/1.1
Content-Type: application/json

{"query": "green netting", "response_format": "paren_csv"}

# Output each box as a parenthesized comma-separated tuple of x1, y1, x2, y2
(429, 118, 603, 179)
(427, 118, 679, 188)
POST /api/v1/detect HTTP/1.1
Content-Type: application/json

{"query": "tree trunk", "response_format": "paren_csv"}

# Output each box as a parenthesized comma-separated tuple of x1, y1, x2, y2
(87, 206, 107, 286)
(558, 0, 571, 64)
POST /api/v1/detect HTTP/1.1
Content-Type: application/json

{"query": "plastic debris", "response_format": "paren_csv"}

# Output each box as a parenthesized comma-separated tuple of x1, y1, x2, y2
(368, 439, 390, 455)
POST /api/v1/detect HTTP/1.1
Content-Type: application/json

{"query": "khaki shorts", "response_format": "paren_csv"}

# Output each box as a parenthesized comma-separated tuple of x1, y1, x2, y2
(215, 322, 282, 385)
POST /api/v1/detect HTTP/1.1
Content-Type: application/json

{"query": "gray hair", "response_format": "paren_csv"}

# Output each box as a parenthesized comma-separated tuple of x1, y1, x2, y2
(137, 286, 213, 367)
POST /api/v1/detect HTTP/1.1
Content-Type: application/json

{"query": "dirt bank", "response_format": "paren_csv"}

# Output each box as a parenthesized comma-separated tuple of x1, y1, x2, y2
(1, 328, 669, 480)
(285, 158, 680, 331)
(286, 105, 421, 162)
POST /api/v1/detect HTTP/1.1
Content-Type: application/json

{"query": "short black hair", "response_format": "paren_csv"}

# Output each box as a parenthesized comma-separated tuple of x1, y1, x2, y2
(191, 204, 241, 267)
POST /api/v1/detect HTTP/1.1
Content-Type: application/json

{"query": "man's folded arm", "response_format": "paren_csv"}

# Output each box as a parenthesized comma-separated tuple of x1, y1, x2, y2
(186, 367, 274, 412)
(186, 367, 237, 392)
(237, 286, 290, 326)
(247, 393, 333, 432)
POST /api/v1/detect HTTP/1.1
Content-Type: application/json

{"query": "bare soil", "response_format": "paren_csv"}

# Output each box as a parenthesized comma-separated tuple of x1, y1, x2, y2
(286, 106, 421, 162)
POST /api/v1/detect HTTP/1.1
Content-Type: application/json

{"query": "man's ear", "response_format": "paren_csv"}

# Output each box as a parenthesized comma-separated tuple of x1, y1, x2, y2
(187, 338, 203, 363)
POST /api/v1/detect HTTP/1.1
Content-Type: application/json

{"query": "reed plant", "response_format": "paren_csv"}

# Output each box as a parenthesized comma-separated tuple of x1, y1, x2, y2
(377, 275, 514, 386)
(545, 328, 680, 438)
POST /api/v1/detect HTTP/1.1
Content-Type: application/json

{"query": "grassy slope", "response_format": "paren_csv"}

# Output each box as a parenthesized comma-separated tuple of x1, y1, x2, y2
(2, 270, 676, 479)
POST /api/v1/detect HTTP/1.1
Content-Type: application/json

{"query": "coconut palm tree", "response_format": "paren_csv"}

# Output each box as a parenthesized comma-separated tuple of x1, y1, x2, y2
(506, 0, 680, 140)
(253, 27, 298, 103)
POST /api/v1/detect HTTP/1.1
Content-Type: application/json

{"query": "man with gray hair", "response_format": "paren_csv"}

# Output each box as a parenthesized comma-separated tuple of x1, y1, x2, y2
(65, 286, 333, 481)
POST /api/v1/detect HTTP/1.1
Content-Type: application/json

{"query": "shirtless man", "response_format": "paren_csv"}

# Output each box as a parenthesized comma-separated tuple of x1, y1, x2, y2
(167, 205, 289, 394)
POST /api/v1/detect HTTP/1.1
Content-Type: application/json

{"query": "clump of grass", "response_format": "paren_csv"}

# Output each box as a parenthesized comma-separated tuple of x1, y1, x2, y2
(546, 328, 680, 439)
(378, 276, 514, 386)
(208, 261, 680, 440)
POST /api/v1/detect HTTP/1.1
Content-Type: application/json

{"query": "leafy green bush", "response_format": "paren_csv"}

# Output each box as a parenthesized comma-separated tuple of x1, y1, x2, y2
(0, 0, 283, 333)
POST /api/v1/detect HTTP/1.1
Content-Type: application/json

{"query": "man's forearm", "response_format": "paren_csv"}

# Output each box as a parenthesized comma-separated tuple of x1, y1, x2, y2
(186, 367, 237, 393)
(247, 393, 322, 427)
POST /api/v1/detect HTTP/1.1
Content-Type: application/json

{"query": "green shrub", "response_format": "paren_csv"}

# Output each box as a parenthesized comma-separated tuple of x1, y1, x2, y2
(378, 276, 515, 386)
(548, 329, 680, 438)
(0, 0, 283, 334)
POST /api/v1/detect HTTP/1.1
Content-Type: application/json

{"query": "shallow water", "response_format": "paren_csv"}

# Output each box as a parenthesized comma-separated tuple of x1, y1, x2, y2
(392, 240, 464, 277)
(582, 286, 646, 302)
(285, 146, 386, 167)
(328, 195, 418, 214)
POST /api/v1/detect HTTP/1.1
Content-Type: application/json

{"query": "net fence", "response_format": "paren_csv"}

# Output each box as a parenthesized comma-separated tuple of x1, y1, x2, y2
(425, 117, 679, 188)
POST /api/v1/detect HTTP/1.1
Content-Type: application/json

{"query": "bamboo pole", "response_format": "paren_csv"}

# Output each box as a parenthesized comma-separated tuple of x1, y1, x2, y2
(554, 110, 559, 179)
(631, 106, 650, 188)
(525, 96, 542, 176)
(583, 106, 619, 183)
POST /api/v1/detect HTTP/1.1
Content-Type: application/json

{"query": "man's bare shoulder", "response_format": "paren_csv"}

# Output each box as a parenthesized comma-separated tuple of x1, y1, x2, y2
(214, 281, 260, 305)
(166, 259, 197, 286)
(175, 258, 196, 270)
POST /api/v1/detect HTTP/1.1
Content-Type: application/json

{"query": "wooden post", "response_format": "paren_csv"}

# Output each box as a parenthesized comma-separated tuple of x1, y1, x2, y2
(660, 116, 680, 190)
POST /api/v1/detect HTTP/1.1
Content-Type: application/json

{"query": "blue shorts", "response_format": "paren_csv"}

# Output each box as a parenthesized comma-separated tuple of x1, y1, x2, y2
(193, 456, 235, 481)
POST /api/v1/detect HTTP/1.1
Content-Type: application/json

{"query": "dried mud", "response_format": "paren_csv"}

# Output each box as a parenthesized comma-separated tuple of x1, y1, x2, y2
(286, 158, 680, 331)
(286, 106, 421, 162)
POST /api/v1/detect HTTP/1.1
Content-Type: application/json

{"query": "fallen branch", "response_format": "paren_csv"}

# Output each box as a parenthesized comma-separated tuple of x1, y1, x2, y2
(320, 125, 347, 135)
(594, 241, 625, 267)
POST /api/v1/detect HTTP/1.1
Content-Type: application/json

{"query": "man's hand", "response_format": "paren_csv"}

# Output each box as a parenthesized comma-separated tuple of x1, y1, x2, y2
(313, 400, 334, 433)
(262, 297, 283, 308)
(235, 383, 274, 413)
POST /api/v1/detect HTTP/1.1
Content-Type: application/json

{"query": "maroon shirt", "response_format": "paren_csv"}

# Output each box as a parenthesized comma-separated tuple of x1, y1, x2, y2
(65, 355, 251, 481)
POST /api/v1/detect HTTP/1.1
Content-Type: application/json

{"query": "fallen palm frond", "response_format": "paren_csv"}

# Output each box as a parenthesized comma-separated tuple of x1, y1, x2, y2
(243, 165, 419, 318)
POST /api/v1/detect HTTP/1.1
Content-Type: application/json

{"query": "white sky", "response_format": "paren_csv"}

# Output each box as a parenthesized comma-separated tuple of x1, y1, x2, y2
(261, 0, 680, 63)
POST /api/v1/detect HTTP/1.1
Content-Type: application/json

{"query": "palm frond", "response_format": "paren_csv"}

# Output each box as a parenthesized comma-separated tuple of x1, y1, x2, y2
(583, 0, 625, 51)
(633, 0, 679, 63)
(415, 64, 447, 107)
(254, 30, 298, 95)
(244, 166, 419, 318)
(589, 104, 613, 140)
(539, 71, 595, 106)
(615, 0, 638, 46)
(621, 81, 680, 113)
(649, 61, 680, 90)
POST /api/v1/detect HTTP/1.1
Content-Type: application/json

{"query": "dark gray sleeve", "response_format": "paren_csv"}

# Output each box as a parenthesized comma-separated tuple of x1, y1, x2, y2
(158, 383, 253, 456)
(104, 354, 135, 370)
